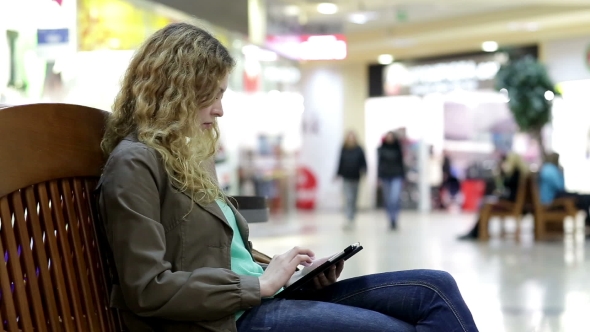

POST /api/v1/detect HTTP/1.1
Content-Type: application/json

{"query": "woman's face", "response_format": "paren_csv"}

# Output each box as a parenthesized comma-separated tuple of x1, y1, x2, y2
(199, 74, 229, 130)
(385, 132, 395, 143)
(345, 132, 357, 145)
(501, 161, 510, 173)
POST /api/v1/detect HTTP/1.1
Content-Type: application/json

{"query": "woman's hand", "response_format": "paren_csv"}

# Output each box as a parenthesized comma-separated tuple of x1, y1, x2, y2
(259, 246, 315, 297)
(313, 260, 344, 290)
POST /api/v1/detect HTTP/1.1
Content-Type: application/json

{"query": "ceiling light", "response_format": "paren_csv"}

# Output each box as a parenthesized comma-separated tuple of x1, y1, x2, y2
(545, 91, 555, 101)
(378, 54, 394, 65)
(481, 41, 498, 52)
(500, 88, 510, 103)
(349, 13, 368, 24)
(348, 12, 377, 24)
(317, 3, 338, 15)
(524, 22, 540, 31)
(283, 5, 300, 16)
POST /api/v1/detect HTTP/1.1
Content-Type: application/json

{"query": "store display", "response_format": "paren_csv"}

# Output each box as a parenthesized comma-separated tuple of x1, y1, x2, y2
(236, 135, 293, 214)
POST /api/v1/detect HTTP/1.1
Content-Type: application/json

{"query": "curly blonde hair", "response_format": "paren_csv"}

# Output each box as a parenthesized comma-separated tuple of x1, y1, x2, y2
(503, 152, 529, 176)
(101, 23, 235, 204)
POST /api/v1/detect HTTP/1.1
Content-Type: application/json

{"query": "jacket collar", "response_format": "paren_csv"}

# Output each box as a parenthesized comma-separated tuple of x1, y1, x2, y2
(196, 196, 251, 242)
(196, 198, 230, 227)
(229, 202, 250, 242)
(194, 194, 251, 244)
(123, 133, 139, 142)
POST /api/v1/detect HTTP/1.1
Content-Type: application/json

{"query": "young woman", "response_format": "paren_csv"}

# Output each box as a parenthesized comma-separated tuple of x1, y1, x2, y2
(336, 130, 367, 229)
(97, 23, 479, 332)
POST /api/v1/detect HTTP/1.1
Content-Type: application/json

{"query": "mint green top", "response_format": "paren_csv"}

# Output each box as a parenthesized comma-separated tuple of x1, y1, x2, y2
(215, 199, 264, 321)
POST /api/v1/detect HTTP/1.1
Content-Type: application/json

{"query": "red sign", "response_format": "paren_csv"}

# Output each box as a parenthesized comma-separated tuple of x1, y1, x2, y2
(295, 166, 318, 210)
(53, 0, 63, 5)
(266, 34, 347, 61)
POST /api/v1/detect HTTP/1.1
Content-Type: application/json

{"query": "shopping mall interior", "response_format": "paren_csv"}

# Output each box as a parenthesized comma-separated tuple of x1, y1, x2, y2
(1, 0, 590, 331)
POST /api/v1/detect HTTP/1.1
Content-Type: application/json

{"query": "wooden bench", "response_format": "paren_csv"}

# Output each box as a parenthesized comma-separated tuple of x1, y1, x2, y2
(0, 103, 124, 331)
(528, 172, 578, 241)
(478, 173, 529, 241)
(0, 103, 270, 331)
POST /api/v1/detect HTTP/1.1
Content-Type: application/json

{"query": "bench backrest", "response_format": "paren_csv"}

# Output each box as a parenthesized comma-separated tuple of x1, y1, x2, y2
(0, 104, 123, 332)
(528, 172, 545, 214)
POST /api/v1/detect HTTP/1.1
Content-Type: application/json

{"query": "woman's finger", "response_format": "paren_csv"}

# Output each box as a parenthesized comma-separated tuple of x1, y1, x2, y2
(317, 270, 331, 288)
(291, 254, 313, 267)
(285, 246, 315, 261)
(313, 276, 322, 290)
(335, 260, 345, 279)
(326, 265, 338, 283)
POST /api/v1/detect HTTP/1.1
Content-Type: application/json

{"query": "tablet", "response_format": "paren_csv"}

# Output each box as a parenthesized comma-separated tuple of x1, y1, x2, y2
(276, 242, 363, 298)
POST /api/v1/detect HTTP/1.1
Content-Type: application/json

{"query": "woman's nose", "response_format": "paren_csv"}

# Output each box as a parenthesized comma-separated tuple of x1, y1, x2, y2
(211, 105, 223, 117)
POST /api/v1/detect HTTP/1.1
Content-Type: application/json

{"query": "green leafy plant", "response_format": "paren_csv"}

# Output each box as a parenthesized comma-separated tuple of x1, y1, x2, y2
(495, 55, 559, 160)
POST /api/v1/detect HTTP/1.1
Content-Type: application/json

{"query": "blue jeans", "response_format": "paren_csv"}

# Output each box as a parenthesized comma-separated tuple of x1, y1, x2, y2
(381, 177, 404, 224)
(237, 270, 478, 332)
(343, 179, 360, 221)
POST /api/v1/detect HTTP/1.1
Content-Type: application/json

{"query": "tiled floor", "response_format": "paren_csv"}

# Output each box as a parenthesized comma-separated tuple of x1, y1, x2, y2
(248, 210, 589, 332)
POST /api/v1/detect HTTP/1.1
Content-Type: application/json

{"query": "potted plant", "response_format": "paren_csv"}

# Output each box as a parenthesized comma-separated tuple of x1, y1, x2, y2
(495, 54, 559, 160)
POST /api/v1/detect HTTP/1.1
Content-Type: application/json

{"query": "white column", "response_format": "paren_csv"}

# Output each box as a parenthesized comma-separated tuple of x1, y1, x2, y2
(248, 0, 267, 45)
(299, 64, 344, 210)
(340, 64, 370, 210)
(418, 140, 431, 212)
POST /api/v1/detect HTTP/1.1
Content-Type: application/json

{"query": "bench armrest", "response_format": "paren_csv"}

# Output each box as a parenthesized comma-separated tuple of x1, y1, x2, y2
(548, 197, 577, 213)
(252, 248, 272, 265)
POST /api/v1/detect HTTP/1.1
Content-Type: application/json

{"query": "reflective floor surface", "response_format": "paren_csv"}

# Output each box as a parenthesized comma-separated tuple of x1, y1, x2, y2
(248, 210, 589, 332)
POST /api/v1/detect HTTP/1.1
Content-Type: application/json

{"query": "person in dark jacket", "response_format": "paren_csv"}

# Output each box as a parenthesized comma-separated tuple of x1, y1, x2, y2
(336, 131, 367, 229)
(378, 131, 406, 230)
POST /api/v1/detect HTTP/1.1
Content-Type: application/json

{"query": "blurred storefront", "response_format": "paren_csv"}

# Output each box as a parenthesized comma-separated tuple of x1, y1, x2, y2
(544, 35, 590, 193)
(1, 0, 302, 104)
(218, 90, 303, 213)
(1, 0, 304, 212)
(366, 46, 539, 212)
(0, 0, 77, 104)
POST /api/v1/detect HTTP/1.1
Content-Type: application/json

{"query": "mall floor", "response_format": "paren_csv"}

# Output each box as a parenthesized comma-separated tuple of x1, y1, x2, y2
(248, 210, 589, 332)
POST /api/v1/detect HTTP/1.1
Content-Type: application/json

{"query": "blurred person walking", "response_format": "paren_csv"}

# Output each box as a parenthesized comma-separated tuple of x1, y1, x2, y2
(336, 131, 367, 230)
(440, 151, 462, 210)
(428, 146, 444, 209)
(378, 131, 406, 230)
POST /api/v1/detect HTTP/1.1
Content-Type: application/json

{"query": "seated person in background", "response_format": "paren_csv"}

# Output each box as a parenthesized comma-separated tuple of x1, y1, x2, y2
(539, 152, 590, 225)
(440, 152, 462, 209)
(97, 23, 479, 332)
(458, 152, 527, 240)
(539, 152, 565, 205)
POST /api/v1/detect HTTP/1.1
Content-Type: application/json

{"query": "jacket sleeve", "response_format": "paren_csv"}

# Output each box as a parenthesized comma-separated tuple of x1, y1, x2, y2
(376, 148, 382, 178)
(99, 145, 261, 321)
(502, 169, 521, 201)
(399, 146, 407, 176)
(336, 148, 344, 177)
(360, 148, 367, 174)
(551, 168, 566, 193)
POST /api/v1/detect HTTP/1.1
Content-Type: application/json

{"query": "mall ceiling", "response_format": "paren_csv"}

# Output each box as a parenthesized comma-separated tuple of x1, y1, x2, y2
(152, 0, 249, 36)
(275, 0, 590, 63)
